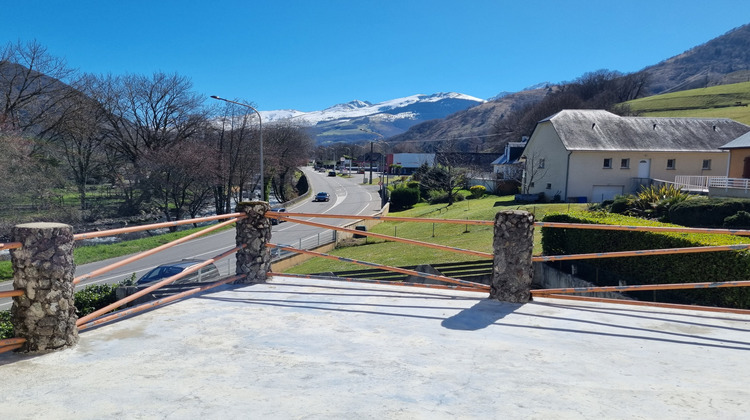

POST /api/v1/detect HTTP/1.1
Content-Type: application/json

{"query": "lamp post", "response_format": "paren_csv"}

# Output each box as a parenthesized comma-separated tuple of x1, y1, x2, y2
(211, 95, 265, 201)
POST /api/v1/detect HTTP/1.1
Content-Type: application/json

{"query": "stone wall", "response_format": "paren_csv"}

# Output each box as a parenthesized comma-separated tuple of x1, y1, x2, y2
(10, 222, 78, 353)
(235, 202, 272, 283)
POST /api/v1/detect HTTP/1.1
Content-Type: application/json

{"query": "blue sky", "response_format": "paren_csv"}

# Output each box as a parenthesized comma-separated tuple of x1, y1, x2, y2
(3, 1, 750, 112)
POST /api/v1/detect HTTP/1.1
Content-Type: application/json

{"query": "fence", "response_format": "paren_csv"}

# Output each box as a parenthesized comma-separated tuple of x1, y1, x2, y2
(4, 205, 750, 355)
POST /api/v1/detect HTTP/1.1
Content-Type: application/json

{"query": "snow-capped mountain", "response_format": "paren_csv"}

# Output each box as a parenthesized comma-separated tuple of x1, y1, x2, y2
(260, 92, 484, 144)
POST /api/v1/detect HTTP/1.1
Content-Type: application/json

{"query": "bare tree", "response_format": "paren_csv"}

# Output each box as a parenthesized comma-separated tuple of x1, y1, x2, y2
(90, 72, 209, 214)
(142, 141, 218, 225)
(211, 102, 262, 213)
(519, 152, 549, 194)
(49, 74, 110, 210)
(265, 122, 313, 202)
(0, 40, 77, 136)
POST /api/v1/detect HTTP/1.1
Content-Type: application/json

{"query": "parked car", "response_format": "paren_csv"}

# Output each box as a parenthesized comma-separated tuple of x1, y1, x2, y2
(137, 259, 220, 285)
(269, 207, 286, 225)
(313, 192, 330, 202)
(328, 171, 336, 177)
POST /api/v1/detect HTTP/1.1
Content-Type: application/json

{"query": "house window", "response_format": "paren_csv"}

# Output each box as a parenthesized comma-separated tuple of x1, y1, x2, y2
(546, 183, 552, 190)
(702, 159, 712, 170)
(529, 182, 535, 188)
(603, 158, 612, 169)
(666, 159, 676, 170)
(620, 158, 630, 169)
(538, 158, 545, 169)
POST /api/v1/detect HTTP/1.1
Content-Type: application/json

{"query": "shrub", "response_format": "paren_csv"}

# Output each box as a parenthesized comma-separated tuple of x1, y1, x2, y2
(390, 187, 420, 211)
(669, 198, 750, 227)
(427, 190, 449, 204)
(469, 185, 486, 199)
(0, 310, 12, 340)
(724, 211, 750, 228)
(74, 283, 119, 317)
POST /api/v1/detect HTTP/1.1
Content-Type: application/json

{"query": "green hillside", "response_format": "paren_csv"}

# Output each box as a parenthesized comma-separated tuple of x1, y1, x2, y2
(624, 81, 750, 125)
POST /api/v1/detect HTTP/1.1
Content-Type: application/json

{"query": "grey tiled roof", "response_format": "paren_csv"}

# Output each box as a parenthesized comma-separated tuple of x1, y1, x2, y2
(543, 110, 750, 152)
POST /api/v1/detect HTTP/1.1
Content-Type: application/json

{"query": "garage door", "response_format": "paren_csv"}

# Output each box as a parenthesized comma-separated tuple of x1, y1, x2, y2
(591, 185, 624, 202)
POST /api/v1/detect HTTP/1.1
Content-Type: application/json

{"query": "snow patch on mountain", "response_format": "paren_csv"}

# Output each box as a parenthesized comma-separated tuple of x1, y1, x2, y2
(259, 92, 484, 126)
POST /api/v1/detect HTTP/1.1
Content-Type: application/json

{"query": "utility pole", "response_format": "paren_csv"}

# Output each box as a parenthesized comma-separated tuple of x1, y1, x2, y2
(369, 141, 374, 185)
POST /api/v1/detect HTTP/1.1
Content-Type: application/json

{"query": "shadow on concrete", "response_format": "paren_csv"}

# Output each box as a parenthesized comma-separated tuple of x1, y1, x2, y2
(441, 299, 519, 330)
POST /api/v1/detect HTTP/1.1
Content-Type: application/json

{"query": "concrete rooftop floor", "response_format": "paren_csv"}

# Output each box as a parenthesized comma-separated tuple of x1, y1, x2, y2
(1, 276, 749, 419)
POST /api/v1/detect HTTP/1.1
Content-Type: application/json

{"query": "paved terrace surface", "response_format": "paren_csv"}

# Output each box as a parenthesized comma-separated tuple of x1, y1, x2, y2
(1, 276, 749, 419)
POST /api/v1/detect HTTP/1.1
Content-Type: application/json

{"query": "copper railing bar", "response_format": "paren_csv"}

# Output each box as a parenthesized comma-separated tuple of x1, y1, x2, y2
(73, 213, 244, 240)
(274, 214, 492, 259)
(532, 279, 750, 296)
(78, 274, 244, 331)
(270, 211, 494, 226)
(0, 290, 24, 298)
(76, 245, 242, 326)
(73, 217, 240, 285)
(536, 221, 750, 236)
(0, 242, 22, 251)
(269, 272, 489, 293)
(533, 243, 750, 262)
(266, 244, 490, 291)
(539, 294, 750, 315)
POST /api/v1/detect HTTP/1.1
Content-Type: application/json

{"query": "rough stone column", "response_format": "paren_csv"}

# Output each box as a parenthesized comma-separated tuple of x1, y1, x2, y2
(490, 210, 535, 303)
(10, 222, 78, 353)
(235, 201, 272, 283)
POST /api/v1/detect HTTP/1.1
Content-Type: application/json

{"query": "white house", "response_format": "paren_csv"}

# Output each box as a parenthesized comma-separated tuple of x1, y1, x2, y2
(521, 109, 750, 202)
(492, 139, 527, 179)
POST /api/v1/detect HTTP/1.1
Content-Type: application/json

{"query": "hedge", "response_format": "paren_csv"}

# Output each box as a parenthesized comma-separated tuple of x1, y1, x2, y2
(390, 187, 420, 211)
(541, 211, 750, 309)
(668, 198, 750, 227)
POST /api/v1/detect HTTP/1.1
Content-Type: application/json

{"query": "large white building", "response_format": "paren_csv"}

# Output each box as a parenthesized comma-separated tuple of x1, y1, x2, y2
(520, 110, 750, 202)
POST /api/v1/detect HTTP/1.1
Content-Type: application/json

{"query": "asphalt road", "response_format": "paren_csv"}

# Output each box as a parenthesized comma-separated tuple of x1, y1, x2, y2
(0, 167, 383, 311)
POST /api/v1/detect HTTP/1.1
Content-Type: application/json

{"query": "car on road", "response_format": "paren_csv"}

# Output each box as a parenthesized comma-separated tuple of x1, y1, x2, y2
(313, 192, 330, 202)
(269, 207, 286, 225)
(328, 171, 336, 177)
(136, 259, 220, 286)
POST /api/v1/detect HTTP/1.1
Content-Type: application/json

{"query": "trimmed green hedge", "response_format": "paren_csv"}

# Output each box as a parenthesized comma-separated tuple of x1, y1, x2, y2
(541, 212, 750, 308)
(668, 198, 750, 227)
(390, 187, 420, 211)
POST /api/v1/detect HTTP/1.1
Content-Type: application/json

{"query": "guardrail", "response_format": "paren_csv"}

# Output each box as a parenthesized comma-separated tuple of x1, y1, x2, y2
(5, 205, 750, 355)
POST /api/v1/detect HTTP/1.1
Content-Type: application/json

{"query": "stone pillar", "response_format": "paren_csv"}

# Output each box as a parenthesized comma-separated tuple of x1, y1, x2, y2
(10, 222, 78, 353)
(490, 210, 535, 303)
(235, 201, 272, 283)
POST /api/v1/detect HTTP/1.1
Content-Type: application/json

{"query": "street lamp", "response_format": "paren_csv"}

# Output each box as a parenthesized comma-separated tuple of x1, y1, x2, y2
(211, 95, 265, 201)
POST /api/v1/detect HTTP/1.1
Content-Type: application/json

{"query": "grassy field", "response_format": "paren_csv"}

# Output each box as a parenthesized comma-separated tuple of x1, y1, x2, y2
(624, 81, 750, 124)
(284, 195, 588, 275)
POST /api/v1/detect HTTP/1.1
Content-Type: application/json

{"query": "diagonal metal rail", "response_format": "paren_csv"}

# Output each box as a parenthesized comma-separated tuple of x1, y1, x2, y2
(74, 217, 241, 285)
(76, 245, 243, 326)
(270, 272, 489, 293)
(532, 279, 750, 296)
(274, 214, 492, 259)
(533, 243, 750, 262)
(267, 211, 494, 226)
(266, 243, 490, 291)
(538, 293, 750, 315)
